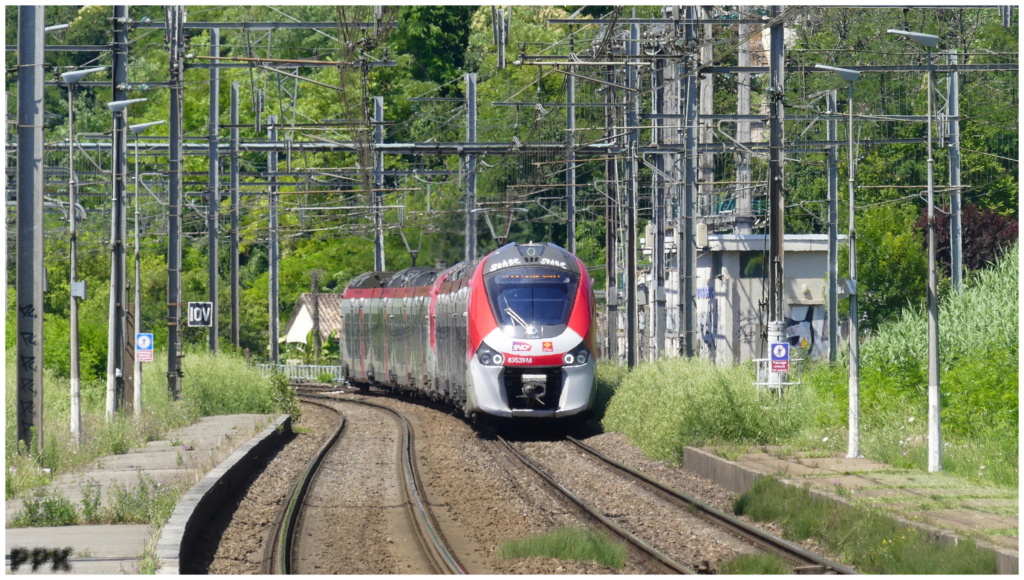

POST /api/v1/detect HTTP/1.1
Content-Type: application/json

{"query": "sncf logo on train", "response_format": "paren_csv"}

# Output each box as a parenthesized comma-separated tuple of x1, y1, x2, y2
(512, 341, 532, 352)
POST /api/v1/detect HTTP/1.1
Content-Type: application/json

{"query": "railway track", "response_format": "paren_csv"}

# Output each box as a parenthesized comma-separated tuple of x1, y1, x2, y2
(567, 437, 856, 575)
(500, 435, 855, 575)
(263, 392, 464, 574)
(497, 436, 692, 574)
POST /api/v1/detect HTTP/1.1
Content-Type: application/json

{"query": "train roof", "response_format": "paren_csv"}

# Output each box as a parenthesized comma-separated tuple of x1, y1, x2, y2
(385, 267, 440, 288)
(345, 271, 396, 290)
(482, 242, 581, 276)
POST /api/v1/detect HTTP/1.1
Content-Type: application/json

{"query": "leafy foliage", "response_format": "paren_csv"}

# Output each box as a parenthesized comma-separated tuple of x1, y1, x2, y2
(913, 203, 1018, 275)
(389, 6, 476, 88)
(845, 203, 927, 332)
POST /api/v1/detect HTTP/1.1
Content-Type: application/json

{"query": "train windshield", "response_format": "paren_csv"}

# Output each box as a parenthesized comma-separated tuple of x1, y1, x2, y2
(485, 267, 579, 339)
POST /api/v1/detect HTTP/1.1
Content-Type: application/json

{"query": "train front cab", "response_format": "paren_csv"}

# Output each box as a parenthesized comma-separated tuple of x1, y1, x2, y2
(466, 244, 596, 420)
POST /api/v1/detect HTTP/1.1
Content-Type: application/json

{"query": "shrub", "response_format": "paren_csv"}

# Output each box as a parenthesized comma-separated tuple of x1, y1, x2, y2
(10, 487, 79, 527)
(179, 349, 277, 416)
(105, 474, 182, 525)
(602, 357, 816, 462)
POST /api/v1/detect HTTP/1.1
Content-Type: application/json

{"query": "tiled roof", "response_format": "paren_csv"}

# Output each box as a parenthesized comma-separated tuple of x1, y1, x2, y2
(283, 293, 344, 341)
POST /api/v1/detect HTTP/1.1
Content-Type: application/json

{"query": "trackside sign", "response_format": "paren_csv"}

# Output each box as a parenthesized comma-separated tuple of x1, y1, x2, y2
(187, 302, 213, 327)
(770, 342, 790, 373)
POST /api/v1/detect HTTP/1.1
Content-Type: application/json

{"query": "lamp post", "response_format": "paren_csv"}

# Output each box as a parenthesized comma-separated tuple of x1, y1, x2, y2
(105, 97, 146, 419)
(62, 66, 106, 442)
(815, 64, 862, 459)
(128, 120, 165, 416)
(888, 29, 942, 472)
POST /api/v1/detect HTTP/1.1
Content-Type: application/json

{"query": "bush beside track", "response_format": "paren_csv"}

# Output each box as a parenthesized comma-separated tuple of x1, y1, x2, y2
(599, 243, 1018, 487)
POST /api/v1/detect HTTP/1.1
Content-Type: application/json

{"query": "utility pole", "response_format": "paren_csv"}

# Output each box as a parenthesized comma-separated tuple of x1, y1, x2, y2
(625, 22, 639, 368)
(465, 73, 478, 262)
(699, 7, 714, 230)
(767, 6, 787, 354)
(373, 97, 385, 271)
(207, 28, 220, 353)
(652, 57, 666, 359)
(947, 50, 963, 292)
(826, 91, 839, 363)
(268, 116, 280, 365)
(107, 5, 131, 418)
(130, 120, 165, 416)
(566, 66, 577, 255)
(16, 5, 45, 454)
(604, 64, 619, 363)
(166, 6, 185, 399)
(63, 65, 105, 440)
(230, 82, 240, 348)
(311, 271, 322, 363)
(681, 7, 698, 358)
(735, 8, 754, 235)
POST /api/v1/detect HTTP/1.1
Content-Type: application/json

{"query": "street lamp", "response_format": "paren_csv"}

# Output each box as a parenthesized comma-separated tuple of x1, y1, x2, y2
(105, 97, 147, 420)
(128, 120, 165, 416)
(888, 28, 942, 473)
(62, 65, 105, 443)
(816, 64, 862, 459)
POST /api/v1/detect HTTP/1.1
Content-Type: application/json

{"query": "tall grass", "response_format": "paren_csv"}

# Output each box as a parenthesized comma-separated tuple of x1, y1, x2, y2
(805, 243, 1018, 487)
(734, 477, 997, 574)
(5, 347, 288, 500)
(601, 357, 818, 463)
(593, 360, 628, 421)
(498, 527, 627, 568)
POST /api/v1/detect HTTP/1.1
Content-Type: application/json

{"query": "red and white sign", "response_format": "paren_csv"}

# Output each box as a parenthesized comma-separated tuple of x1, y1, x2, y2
(770, 342, 790, 373)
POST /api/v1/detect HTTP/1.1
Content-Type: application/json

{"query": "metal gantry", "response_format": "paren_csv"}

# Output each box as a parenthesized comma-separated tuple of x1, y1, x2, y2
(6, 7, 1017, 457)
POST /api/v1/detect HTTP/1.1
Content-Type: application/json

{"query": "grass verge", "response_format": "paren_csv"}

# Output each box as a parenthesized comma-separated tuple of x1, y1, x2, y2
(718, 553, 791, 574)
(498, 527, 627, 568)
(5, 348, 297, 502)
(9, 474, 186, 528)
(733, 476, 998, 574)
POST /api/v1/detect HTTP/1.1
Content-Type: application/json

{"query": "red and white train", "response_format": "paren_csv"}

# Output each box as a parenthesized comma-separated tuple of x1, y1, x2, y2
(339, 242, 597, 421)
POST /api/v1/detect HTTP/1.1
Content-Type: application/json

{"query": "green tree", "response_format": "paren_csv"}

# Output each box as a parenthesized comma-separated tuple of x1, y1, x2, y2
(390, 6, 477, 89)
(846, 203, 928, 333)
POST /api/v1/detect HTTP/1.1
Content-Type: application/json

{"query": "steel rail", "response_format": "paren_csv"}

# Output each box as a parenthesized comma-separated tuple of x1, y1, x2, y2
(303, 393, 466, 574)
(567, 437, 858, 575)
(261, 395, 345, 574)
(496, 436, 694, 574)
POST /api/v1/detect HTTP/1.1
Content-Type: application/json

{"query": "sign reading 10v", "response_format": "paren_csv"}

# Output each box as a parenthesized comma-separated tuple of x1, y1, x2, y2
(187, 302, 214, 327)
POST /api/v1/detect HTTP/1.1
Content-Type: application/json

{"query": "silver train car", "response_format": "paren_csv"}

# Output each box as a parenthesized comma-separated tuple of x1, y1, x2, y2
(339, 242, 597, 421)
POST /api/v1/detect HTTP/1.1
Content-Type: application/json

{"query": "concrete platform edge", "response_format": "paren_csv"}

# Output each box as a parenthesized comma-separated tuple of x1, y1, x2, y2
(682, 446, 1019, 575)
(155, 414, 292, 574)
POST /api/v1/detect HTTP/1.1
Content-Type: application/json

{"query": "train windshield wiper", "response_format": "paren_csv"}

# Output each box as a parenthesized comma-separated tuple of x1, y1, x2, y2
(505, 306, 528, 327)
(503, 297, 528, 327)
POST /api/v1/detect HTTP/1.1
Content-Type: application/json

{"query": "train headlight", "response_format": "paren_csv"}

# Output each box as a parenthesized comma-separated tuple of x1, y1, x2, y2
(476, 344, 504, 366)
(563, 344, 590, 366)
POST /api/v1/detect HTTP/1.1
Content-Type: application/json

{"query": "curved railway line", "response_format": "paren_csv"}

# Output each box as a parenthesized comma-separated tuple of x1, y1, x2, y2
(498, 435, 856, 575)
(264, 391, 464, 574)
